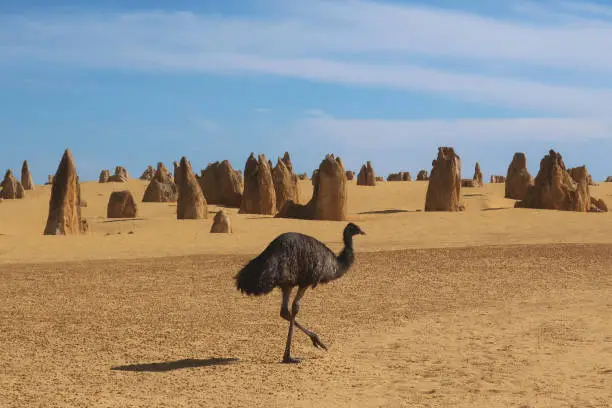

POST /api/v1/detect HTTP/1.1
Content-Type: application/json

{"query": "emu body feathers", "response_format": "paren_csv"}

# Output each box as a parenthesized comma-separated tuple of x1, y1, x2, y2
(234, 222, 365, 363)
(235, 232, 343, 295)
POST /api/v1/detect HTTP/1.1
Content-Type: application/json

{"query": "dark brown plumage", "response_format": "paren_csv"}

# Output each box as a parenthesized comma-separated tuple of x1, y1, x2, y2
(235, 222, 366, 363)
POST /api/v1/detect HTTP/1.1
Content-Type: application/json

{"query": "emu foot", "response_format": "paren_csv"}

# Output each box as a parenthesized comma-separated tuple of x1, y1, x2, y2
(282, 356, 302, 364)
(309, 334, 328, 350)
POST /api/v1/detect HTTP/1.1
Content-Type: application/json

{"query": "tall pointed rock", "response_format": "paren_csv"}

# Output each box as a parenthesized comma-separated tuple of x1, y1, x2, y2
(176, 156, 208, 219)
(21, 160, 34, 190)
(44, 149, 85, 235)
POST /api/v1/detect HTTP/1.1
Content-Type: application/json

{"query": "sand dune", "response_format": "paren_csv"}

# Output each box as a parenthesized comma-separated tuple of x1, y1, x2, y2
(1, 179, 611, 407)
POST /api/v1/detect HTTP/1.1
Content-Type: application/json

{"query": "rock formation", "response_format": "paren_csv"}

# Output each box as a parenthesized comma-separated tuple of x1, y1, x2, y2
(173, 161, 181, 186)
(282, 152, 299, 196)
(198, 160, 243, 207)
(15, 181, 25, 199)
(416, 170, 429, 181)
(357, 161, 376, 186)
(346, 171, 355, 181)
(108, 166, 128, 182)
(176, 156, 208, 219)
(107, 191, 138, 218)
(43, 149, 86, 235)
(490, 175, 506, 183)
(46, 175, 54, 185)
(99, 169, 110, 183)
(515, 150, 597, 212)
(376, 176, 384, 182)
(568, 166, 595, 186)
(277, 154, 347, 221)
(281, 152, 294, 172)
(387, 171, 411, 181)
(311, 170, 319, 185)
(236, 169, 243, 185)
(210, 210, 232, 233)
(425, 147, 464, 212)
(116, 166, 129, 179)
(590, 197, 608, 212)
(21, 160, 34, 190)
(239, 153, 276, 215)
(461, 179, 477, 188)
(309, 153, 349, 220)
(140, 165, 155, 181)
(272, 157, 299, 211)
(606, 176, 612, 183)
(297, 173, 308, 181)
(505, 153, 534, 200)
(1, 170, 25, 199)
(473, 162, 483, 186)
(142, 162, 178, 202)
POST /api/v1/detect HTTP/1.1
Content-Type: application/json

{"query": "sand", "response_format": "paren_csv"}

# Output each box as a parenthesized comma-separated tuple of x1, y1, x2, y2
(1, 179, 611, 407)
(3, 180, 612, 264)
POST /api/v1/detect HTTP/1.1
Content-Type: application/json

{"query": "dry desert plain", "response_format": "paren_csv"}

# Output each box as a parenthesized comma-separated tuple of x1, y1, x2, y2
(1, 178, 611, 407)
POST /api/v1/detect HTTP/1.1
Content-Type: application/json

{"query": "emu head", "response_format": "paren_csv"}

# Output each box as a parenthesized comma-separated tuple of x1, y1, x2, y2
(344, 222, 366, 237)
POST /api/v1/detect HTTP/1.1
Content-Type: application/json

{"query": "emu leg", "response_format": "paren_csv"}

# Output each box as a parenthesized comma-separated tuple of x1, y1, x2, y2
(294, 321, 328, 350)
(279, 287, 328, 351)
(282, 318, 300, 364)
(282, 287, 307, 363)
(281, 287, 300, 363)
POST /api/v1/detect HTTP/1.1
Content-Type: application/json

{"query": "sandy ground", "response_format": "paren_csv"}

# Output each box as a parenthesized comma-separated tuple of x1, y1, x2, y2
(2, 179, 612, 263)
(1, 179, 611, 407)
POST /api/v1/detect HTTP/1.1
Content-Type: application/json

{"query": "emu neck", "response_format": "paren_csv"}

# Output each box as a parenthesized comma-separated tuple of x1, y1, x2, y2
(334, 232, 355, 279)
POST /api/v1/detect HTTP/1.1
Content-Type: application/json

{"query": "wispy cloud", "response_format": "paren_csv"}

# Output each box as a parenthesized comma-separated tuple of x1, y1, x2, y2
(255, 107, 271, 113)
(295, 115, 612, 148)
(287, 113, 612, 179)
(556, 0, 612, 18)
(2, 1, 612, 120)
(3, 1, 612, 67)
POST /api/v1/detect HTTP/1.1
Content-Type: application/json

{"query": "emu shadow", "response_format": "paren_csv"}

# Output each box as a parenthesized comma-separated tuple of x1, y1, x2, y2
(111, 357, 238, 372)
(358, 209, 411, 215)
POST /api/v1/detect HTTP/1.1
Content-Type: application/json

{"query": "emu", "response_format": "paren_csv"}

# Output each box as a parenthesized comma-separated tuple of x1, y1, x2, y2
(234, 222, 366, 363)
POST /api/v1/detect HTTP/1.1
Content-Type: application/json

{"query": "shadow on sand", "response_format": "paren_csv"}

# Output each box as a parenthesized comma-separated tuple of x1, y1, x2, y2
(101, 218, 147, 224)
(111, 357, 239, 372)
(358, 209, 413, 215)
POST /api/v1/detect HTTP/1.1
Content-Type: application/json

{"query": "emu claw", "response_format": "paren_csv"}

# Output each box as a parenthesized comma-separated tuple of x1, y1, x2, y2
(282, 356, 302, 364)
(310, 334, 328, 351)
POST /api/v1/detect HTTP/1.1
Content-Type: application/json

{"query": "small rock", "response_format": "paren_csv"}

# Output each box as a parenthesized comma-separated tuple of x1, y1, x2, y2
(210, 210, 232, 233)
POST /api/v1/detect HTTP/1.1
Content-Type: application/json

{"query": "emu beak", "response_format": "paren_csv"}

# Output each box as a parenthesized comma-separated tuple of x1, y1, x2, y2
(360, 230, 367, 235)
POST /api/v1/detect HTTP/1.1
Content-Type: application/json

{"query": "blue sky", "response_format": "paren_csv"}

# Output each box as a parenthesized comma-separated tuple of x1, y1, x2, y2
(1, 0, 612, 183)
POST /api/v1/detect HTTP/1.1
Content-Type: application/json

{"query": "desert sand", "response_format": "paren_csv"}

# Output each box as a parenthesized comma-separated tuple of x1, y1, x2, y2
(1, 179, 611, 407)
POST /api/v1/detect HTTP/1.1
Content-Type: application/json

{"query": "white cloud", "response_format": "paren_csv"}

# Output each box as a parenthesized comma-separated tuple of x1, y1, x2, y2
(4, 1, 612, 68)
(295, 115, 612, 148)
(1, 1, 612, 117)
